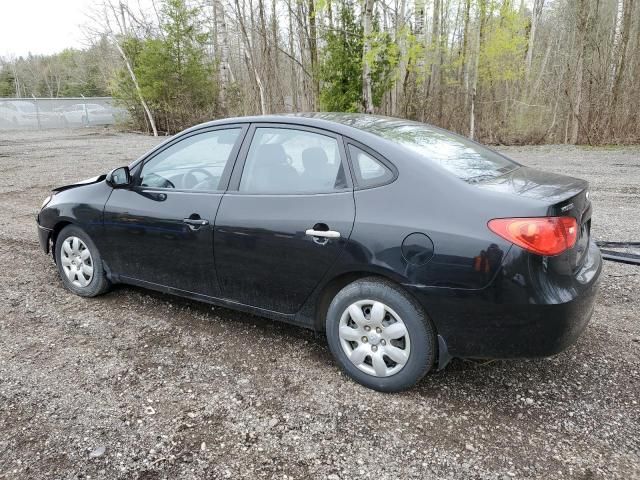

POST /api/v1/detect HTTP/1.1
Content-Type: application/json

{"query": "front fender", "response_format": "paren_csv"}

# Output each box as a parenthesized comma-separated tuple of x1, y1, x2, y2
(37, 180, 113, 256)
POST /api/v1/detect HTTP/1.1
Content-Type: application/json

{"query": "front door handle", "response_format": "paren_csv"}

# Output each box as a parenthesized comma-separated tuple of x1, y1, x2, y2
(183, 217, 209, 230)
(305, 229, 341, 239)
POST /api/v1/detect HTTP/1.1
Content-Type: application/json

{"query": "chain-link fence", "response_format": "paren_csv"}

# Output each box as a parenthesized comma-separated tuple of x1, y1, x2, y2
(0, 97, 128, 130)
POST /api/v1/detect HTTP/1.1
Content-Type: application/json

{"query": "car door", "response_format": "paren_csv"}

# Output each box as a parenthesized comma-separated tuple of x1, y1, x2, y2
(214, 124, 355, 314)
(103, 125, 247, 297)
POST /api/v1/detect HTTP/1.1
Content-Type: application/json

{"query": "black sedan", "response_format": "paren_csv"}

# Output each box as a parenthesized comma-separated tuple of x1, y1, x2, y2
(36, 113, 602, 392)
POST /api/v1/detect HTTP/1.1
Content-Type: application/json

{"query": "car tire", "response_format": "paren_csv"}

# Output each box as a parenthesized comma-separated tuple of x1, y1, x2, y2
(54, 225, 110, 297)
(326, 277, 436, 392)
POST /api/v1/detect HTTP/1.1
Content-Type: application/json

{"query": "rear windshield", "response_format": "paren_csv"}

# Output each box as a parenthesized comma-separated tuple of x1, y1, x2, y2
(365, 122, 518, 183)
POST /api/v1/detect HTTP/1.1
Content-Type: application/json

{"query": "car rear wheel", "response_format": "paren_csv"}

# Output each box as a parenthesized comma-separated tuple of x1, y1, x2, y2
(326, 277, 436, 392)
(54, 225, 110, 297)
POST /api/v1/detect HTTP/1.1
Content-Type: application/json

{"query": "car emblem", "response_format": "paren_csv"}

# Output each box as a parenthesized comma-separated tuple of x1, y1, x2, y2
(561, 203, 574, 212)
(368, 333, 381, 346)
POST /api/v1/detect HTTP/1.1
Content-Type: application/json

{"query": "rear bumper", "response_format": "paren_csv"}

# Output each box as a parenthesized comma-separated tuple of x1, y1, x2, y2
(428, 282, 598, 358)
(408, 241, 602, 359)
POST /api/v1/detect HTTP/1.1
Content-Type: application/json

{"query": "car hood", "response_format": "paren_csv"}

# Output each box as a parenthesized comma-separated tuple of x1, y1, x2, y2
(476, 166, 588, 203)
(52, 174, 106, 193)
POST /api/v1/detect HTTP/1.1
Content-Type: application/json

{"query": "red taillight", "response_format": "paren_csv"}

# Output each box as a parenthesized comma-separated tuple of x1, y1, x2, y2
(488, 217, 578, 256)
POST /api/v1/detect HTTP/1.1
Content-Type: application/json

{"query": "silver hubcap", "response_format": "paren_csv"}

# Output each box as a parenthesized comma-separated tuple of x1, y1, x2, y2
(60, 236, 93, 288)
(338, 300, 411, 377)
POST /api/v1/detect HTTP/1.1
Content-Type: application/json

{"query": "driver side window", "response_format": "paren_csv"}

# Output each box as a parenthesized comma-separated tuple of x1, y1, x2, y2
(139, 128, 241, 192)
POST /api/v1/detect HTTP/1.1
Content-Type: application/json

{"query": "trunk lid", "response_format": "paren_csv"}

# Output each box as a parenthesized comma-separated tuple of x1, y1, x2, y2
(476, 166, 588, 203)
(479, 166, 592, 273)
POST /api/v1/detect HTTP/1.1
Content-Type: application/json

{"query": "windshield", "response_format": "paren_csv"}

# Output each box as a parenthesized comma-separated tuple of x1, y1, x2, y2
(366, 122, 518, 182)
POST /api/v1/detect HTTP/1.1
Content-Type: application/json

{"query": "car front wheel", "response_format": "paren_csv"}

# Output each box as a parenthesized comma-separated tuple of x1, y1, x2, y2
(54, 225, 110, 297)
(326, 277, 436, 392)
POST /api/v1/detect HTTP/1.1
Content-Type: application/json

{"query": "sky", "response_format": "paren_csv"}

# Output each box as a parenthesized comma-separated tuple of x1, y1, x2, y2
(0, 0, 95, 58)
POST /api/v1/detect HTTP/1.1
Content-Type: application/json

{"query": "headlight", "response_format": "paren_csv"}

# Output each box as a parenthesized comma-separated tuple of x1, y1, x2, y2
(41, 195, 52, 209)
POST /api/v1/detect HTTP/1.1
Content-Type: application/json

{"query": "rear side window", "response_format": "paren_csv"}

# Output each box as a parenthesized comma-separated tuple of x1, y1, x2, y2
(348, 145, 394, 188)
(239, 127, 348, 194)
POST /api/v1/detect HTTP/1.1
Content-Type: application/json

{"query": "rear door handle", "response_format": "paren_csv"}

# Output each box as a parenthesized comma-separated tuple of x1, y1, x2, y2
(305, 229, 341, 239)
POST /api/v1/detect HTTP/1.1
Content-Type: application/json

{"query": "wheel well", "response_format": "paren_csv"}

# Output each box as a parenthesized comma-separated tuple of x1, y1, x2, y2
(314, 271, 415, 332)
(314, 271, 447, 368)
(50, 221, 73, 258)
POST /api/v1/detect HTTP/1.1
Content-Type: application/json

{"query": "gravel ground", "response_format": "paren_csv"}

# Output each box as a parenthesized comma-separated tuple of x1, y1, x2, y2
(0, 129, 639, 480)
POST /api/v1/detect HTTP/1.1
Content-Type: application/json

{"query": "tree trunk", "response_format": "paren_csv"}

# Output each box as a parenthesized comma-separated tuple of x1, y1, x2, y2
(393, 0, 408, 116)
(234, 0, 267, 114)
(257, 0, 270, 111)
(524, 0, 544, 84)
(570, 0, 589, 145)
(326, 0, 334, 30)
(362, 0, 375, 113)
(437, 0, 447, 123)
(610, 0, 632, 115)
(429, 0, 441, 99)
(253, 61, 267, 115)
(307, 0, 319, 109)
(461, 0, 471, 96)
(470, 0, 486, 140)
(287, 0, 298, 111)
(271, 0, 282, 110)
(531, 33, 554, 99)
(214, 0, 233, 114)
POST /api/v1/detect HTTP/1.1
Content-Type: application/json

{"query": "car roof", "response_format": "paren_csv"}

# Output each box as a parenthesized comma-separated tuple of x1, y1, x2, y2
(192, 112, 433, 143)
(130, 112, 485, 192)
(132, 113, 420, 171)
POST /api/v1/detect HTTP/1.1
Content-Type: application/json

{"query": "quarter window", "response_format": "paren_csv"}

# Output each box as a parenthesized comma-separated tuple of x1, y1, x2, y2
(239, 127, 347, 194)
(139, 129, 241, 191)
(348, 144, 394, 188)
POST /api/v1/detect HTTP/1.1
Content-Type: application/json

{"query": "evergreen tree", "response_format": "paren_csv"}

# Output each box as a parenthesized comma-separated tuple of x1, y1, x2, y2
(319, 4, 363, 112)
(0, 69, 15, 97)
(319, 2, 399, 113)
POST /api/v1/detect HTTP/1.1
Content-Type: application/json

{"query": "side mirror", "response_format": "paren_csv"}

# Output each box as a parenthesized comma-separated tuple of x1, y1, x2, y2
(107, 166, 131, 188)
